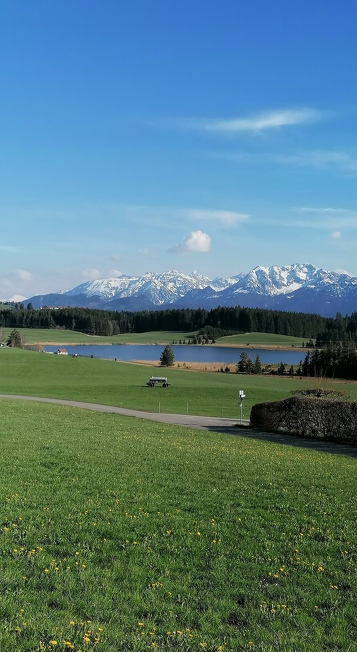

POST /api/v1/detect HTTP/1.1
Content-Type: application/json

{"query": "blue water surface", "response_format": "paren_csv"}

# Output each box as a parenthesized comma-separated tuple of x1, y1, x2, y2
(44, 344, 304, 365)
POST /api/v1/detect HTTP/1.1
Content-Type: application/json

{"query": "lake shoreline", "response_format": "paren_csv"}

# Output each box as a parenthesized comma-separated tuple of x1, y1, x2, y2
(42, 343, 305, 366)
(32, 341, 307, 353)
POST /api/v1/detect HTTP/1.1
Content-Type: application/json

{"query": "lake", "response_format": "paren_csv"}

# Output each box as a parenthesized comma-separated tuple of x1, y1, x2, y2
(44, 344, 305, 365)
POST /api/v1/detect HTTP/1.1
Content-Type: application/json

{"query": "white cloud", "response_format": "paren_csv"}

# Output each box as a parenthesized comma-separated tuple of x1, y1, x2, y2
(81, 268, 101, 280)
(279, 150, 357, 174)
(108, 269, 122, 277)
(169, 230, 211, 254)
(335, 268, 351, 276)
(184, 209, 248, 226)
(290, 206, 357, 229)
(297, 207, 351, 215)
(197, 108, 321, 134)
(17, 269, 33, 281)
(330, 231, 342, 239)
(0, 278, 12, 289)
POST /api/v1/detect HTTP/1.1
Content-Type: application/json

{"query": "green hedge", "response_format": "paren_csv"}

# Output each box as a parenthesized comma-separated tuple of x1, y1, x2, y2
(250, 396, 357, 444)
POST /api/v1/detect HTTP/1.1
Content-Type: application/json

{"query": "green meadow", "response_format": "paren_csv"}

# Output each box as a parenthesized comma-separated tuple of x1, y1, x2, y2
(2, 328, 199, 346)
(0, 398, 356, 651)
(216, 332, 306, 347)
(0, 348, 356, 650)
(2, 327, 305, 348)
(1, 347, 356, 420)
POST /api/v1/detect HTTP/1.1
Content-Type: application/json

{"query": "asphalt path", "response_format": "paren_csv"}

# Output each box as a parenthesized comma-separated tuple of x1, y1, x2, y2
(1, 394, 356, 459)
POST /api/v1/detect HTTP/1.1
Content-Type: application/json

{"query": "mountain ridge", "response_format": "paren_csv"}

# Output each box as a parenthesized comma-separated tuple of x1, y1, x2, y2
(23, 263, 357, 317)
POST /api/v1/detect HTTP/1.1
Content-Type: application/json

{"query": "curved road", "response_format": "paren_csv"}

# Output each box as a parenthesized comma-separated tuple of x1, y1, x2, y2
(1, 394, 356, 459)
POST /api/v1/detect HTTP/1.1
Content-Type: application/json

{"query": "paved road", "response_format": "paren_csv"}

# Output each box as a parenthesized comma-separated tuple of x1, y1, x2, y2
(1, 394, 356, 459)
(0, 393, 244, 430)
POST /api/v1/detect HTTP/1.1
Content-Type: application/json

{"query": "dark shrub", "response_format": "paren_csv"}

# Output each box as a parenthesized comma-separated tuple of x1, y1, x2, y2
(250, 396, 357, 444)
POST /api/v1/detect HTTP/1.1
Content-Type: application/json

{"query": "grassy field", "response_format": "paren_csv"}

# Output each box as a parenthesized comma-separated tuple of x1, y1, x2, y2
(2, 328, 199, 346)
(217, 332, 307, 348)
(1, 348, 355, 420)
(2, 327, 306, 348)
(0, 398, 356, 651)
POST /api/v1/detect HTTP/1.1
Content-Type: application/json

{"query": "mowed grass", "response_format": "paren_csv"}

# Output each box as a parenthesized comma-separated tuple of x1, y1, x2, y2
(1, 348, 355, 419)
(217, 333, 307, 347)
(2, 328, 199, 345)
(3, 328, 305, 348)
(0, 399, 355, 651)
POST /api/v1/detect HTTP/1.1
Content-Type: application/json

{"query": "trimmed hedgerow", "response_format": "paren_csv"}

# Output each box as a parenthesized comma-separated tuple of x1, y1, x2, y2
(250, 395, 357, 444)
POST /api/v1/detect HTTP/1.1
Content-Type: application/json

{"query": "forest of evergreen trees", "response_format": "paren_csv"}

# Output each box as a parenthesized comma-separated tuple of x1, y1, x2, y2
(2, 303, 357, 343)
(0, 303, 331, 339)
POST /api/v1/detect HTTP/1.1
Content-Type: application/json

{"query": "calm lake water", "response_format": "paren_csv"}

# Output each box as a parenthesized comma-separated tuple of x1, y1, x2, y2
(44, 344, 304, 365)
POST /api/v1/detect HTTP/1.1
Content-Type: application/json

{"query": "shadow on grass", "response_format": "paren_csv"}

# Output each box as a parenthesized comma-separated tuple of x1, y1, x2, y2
(206, 424, 357, 459)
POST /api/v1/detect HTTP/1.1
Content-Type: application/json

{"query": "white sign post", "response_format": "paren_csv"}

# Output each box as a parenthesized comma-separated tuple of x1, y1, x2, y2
(239, 390, 246, 425)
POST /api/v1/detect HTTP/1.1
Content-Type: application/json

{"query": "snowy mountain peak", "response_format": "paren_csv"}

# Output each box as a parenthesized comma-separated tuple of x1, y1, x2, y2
(65, 274, 138, 299)
(25, 264, 357, 317)
(238, 263, 320, 296)
(63, 270, 214, 305)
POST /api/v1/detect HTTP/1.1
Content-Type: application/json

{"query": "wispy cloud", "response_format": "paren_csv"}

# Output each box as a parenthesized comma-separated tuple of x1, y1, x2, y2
(288, 206, 357, 230)
(0, 270, 33, 298)
(279, 150, 357, 174)
(335, 268, 351, 276)
(123, 204, 248, 229)
(168, 230, 211, 254)
(160, 108, 323, 139)
(81, 268, 101, 280)
(0, 278, 12, 289)
(149, 108, 323, 135)
(184, 208, 248, 226)
(17, 269, 33, 281)
(202, 109, 321, 134)
(297, 207, 352, 215)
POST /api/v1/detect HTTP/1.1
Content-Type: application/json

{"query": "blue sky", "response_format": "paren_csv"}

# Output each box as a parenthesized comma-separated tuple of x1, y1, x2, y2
(1, 0, 357, 298)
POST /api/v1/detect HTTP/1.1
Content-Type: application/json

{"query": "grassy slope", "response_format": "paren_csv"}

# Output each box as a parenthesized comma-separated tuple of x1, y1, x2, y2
(2, 328, 198, 345)
(3, 327, 305, 347)
(0, 399, 355, 651)
(1, 348, 354, 419)
(217, 332, 306, 347)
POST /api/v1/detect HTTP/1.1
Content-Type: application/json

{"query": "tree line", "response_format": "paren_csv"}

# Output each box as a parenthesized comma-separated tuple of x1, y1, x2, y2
(0, 303, 329, 339)
(301, 342, 357, 380)
(2, 303, 357, 344)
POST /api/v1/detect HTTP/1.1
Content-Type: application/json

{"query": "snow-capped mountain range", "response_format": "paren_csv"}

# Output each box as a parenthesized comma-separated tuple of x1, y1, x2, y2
(25, 264, 357, 317)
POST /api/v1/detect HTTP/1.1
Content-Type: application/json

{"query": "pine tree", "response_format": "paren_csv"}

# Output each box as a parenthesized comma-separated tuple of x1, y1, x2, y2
(160, 345, 175, 367)
(237, 351, 251, 373)
(253, 354, 262, 375)
(6, 329, 23, 348)
(277, 362, 286, 375)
